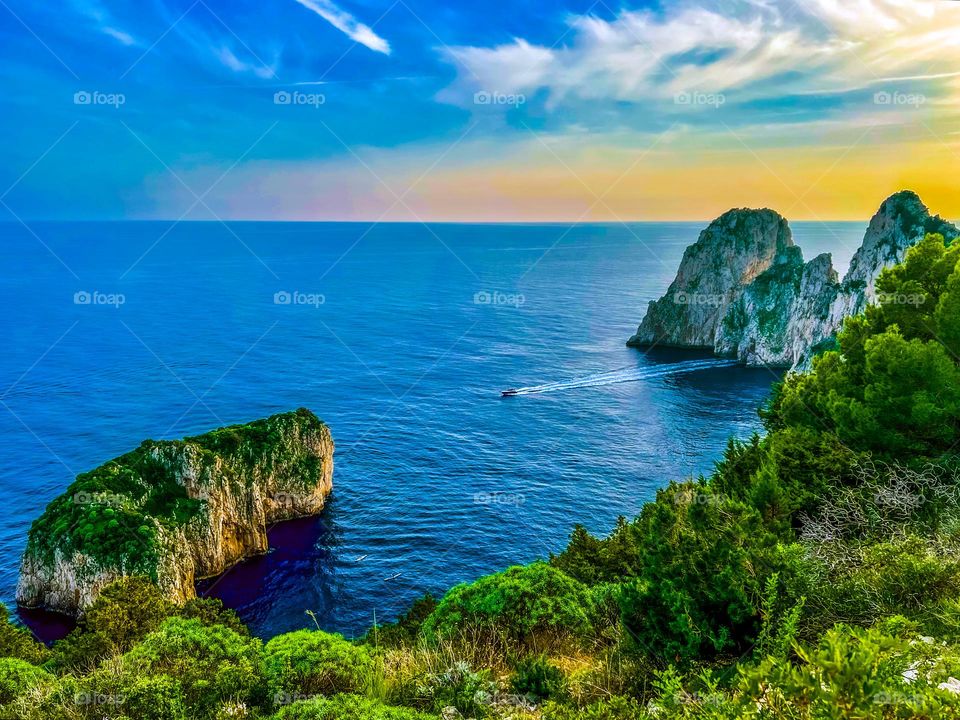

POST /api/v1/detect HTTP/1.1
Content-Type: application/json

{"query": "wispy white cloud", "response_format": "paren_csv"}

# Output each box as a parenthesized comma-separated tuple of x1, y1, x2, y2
(72, 0, 139, 47)
(291, 0, 391, 55)
(147, 3, 280, 80)
(439, 0, 960, 113)
(101, 26, 136, 46)
(216, 46, 278, 79)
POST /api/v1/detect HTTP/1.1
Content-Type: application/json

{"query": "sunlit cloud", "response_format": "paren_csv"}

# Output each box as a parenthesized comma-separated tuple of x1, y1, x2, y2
(10, 0, 960, 220)
(441, 0, 960, 115)
(139, 115, 960, 223)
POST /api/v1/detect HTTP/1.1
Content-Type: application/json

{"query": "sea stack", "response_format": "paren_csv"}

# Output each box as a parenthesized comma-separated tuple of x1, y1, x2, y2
(627, 207, 792, 350)
(628, 191, 959, 369)
(17, 409, 333, 616)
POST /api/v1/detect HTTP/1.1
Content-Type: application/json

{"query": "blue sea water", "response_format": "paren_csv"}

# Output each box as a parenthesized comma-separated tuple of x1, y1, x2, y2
(0, 220, 867, 640)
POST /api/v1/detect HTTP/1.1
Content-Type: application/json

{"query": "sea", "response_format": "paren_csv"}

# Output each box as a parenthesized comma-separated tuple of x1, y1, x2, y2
(0, 220, 866, 640)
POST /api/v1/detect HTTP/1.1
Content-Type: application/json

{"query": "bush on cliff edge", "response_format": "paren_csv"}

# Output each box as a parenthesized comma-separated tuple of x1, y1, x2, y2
(421, 562, 596, 650)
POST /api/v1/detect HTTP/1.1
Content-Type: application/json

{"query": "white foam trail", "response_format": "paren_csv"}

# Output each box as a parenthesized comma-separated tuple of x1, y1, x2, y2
(508, 359, 738, 395)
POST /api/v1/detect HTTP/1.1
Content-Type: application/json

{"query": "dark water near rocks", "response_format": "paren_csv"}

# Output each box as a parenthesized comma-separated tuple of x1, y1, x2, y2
(0, 220, 865, 641)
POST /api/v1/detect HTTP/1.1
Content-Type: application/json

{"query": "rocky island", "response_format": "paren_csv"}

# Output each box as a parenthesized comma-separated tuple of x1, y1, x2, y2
(628, 191, 959, 368)
(17, 408, 333, 616)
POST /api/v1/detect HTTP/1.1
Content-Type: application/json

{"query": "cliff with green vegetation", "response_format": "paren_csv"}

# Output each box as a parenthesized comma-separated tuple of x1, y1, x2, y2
(628, 207, 793, 350)
(630, 191, 958, 368)
(6, 215, 960, 719)
(16, 409, 333, 616)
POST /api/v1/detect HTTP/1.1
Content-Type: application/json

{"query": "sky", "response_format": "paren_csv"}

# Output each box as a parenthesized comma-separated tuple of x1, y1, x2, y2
(1, 0, 959, 221)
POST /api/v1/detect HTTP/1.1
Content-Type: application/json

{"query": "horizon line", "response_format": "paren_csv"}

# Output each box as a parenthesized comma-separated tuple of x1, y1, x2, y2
(0, 217, 880, 225)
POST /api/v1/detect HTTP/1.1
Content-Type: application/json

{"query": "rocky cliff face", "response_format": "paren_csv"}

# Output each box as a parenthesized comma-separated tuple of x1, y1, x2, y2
(17, 408, 333, 616)
(714, 248, 839, 367)
(629, 191, 958, 368)
(628, 208, 792, 349)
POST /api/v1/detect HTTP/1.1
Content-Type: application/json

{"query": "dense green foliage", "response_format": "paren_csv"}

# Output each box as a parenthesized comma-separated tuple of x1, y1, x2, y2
(421, 562, 596, 648)
(51, 577, 246, 673)
(0, 658, 53, 705)
(617, 481, 785, 660)
(273, 694, 436, 720)
(5, 235, 960, 718)
(264, 630, 372, 698)
(189, 408, 328, 490)
(123, 617, 268, 716)
(52, 577, 173, 671)
(0, 607, 48, 666)
(510, 656, 565, 701)
(767, 233, 960, 456)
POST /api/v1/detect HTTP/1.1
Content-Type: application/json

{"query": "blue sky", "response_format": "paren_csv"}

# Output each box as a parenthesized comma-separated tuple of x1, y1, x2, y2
(1, 0, 958, 220)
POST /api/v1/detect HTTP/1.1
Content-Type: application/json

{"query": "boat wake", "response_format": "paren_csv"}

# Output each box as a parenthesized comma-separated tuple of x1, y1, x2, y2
(502, 358, 739, 396)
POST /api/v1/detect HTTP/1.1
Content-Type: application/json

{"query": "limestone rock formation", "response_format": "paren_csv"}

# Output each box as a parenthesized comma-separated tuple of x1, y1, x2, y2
(17, 408, 333, 616)
(627, 208, 792, 349)
(628, 191, 958, 369)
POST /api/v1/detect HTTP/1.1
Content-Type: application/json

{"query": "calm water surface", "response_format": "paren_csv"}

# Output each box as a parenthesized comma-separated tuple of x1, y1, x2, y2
(0, 220, 865, 639)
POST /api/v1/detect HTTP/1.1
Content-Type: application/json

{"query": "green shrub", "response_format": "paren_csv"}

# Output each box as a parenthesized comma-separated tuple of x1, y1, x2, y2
(52, 576, 172, 671)
(0, 606, 48, 666)
(2, 669, 192, 720)
(766, 234, 960, 457)
(264, 630, 372, 700)
(802, 535, 960, 630)
(511, 656, 565, 701)
(711, 435, 764, 499)
(736, 625, 960, 719)
(646, 665, 735, 719)
(114, 673, 186, 720)
(754, 573, 804, 662)
(541, 696, 646, 720)
(422, 562, 595, 648)
(618, 482, 786, 662)
(179, 596, 249, 635)
(584, 583, 623, 642)
(551, 517, 643, 585)
(714, 427, 856, 536)
(272, 693, 436, 719)
(124, 616, 267, 718)
(0, 658, 53, 706)
(66, 669, 187, 720)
